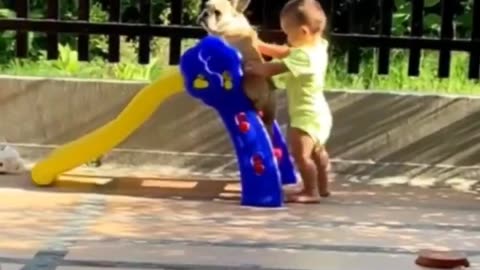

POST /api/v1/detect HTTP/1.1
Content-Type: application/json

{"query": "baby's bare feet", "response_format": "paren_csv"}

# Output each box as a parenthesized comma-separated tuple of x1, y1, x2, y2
(282, 184, 302, 196)
(285, 190, 321, 204)
(320, 191, 331, 198)
(283, 183, 331, 198)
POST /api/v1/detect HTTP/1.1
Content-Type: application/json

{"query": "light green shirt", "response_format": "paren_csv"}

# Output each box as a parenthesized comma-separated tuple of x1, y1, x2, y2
(272, 40, 332, 144)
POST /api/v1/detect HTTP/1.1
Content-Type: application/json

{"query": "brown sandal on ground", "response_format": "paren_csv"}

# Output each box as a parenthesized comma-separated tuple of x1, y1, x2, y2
(415, 249, 470, 269)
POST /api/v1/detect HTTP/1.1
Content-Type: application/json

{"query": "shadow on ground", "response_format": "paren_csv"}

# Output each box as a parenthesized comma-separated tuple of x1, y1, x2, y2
(1, 170, 479, 211)
(0, 172, 242, 202)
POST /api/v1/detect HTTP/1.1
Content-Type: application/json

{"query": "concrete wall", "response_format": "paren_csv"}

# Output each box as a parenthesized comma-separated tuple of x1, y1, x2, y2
(1, 75, 480, 178)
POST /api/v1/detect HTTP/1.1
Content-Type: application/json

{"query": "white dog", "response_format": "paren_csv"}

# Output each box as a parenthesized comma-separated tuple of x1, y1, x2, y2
(198, 0, 277, 136)
(0, 142, 25, 174)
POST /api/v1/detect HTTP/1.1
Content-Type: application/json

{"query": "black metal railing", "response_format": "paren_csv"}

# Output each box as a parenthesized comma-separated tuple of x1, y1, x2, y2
(0, 0, 479, 79)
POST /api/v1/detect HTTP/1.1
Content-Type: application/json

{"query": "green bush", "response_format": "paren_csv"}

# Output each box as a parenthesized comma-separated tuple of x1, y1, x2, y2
(392, 0, 475, 37)
(0, 0, 478, 94)
(0, 0, 202, 62)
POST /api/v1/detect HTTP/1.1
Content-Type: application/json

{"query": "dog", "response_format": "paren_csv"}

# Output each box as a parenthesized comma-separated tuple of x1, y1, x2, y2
(198, 0, 277, 136)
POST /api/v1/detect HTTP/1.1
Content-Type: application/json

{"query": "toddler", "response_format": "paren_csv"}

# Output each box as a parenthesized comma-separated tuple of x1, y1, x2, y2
(245, 0, 332, 203)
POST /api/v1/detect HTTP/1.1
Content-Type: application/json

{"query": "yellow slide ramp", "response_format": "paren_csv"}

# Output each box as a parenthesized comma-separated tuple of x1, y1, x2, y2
(31, 66, 184, 186)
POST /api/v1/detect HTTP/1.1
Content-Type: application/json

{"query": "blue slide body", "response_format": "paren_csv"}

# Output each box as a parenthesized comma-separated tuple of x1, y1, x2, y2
(180, 36, 297, 208)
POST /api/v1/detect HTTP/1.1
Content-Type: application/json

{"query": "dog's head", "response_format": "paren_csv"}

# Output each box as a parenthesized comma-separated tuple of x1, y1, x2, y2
(198, 0, 253, 36)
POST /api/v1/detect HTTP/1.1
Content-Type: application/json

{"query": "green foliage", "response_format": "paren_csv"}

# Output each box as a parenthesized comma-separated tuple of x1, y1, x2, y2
(424, 0, 441, 8)
(0, 7, 15, 63)
(326, 49, 480, 95)
(53, 44, 81, 74)
(89, 2, 109, 56)
(0, 47, 478, 95)
(0, 0, 478, 95)
(110, 37, 160, 80)
(0, 0, 202, 62)
(392, 0, 412, 35)
(393, 0, 474, 37)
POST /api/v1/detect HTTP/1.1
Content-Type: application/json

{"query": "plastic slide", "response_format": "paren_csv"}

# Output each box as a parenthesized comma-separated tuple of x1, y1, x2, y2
(31, 67, 184, 186)
(180, 36, 297, 208)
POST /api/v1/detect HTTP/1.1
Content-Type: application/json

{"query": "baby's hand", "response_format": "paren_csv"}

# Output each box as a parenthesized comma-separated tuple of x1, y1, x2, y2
(257, 41, 290, 59)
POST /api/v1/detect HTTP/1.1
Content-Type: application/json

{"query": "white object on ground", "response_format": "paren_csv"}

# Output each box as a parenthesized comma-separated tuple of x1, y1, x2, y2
(0, 143, 25, 174)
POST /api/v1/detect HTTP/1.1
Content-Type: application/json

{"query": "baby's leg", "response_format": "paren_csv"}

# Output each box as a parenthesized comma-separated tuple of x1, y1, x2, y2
(283, 148, 331, 197)
(311, 145, 331, 197)
(285, 128, 320, 203)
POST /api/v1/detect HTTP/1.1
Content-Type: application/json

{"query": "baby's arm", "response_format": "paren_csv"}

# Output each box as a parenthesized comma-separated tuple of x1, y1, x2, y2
(245, 62, 287, 77)
(256, 40, 290, 59)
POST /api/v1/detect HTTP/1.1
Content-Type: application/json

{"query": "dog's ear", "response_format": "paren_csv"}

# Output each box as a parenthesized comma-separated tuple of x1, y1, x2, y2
(231, 0, 251, 13)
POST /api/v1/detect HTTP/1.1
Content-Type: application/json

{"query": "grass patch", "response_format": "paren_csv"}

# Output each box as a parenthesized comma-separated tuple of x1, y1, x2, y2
(0, 39, 478, 95)
(327, 49, 480, 95)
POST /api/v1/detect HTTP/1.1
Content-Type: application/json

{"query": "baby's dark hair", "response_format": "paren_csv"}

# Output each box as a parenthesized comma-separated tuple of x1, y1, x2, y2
(280, 0, 327, 34)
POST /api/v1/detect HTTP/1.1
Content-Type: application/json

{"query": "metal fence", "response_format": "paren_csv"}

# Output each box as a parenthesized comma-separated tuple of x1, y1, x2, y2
(0, 0, 479, 79)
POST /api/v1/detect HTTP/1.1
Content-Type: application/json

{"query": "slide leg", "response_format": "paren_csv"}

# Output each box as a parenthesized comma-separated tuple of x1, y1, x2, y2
(220, 110, 283, 208)
(272, 121, 297, 185)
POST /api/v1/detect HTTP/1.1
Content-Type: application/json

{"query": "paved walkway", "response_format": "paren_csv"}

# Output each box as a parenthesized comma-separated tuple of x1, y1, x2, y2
(0, 169, 479, 270)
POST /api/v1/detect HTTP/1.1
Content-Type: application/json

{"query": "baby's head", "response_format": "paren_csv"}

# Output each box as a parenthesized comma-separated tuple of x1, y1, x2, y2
(280, 0, 327, 47)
